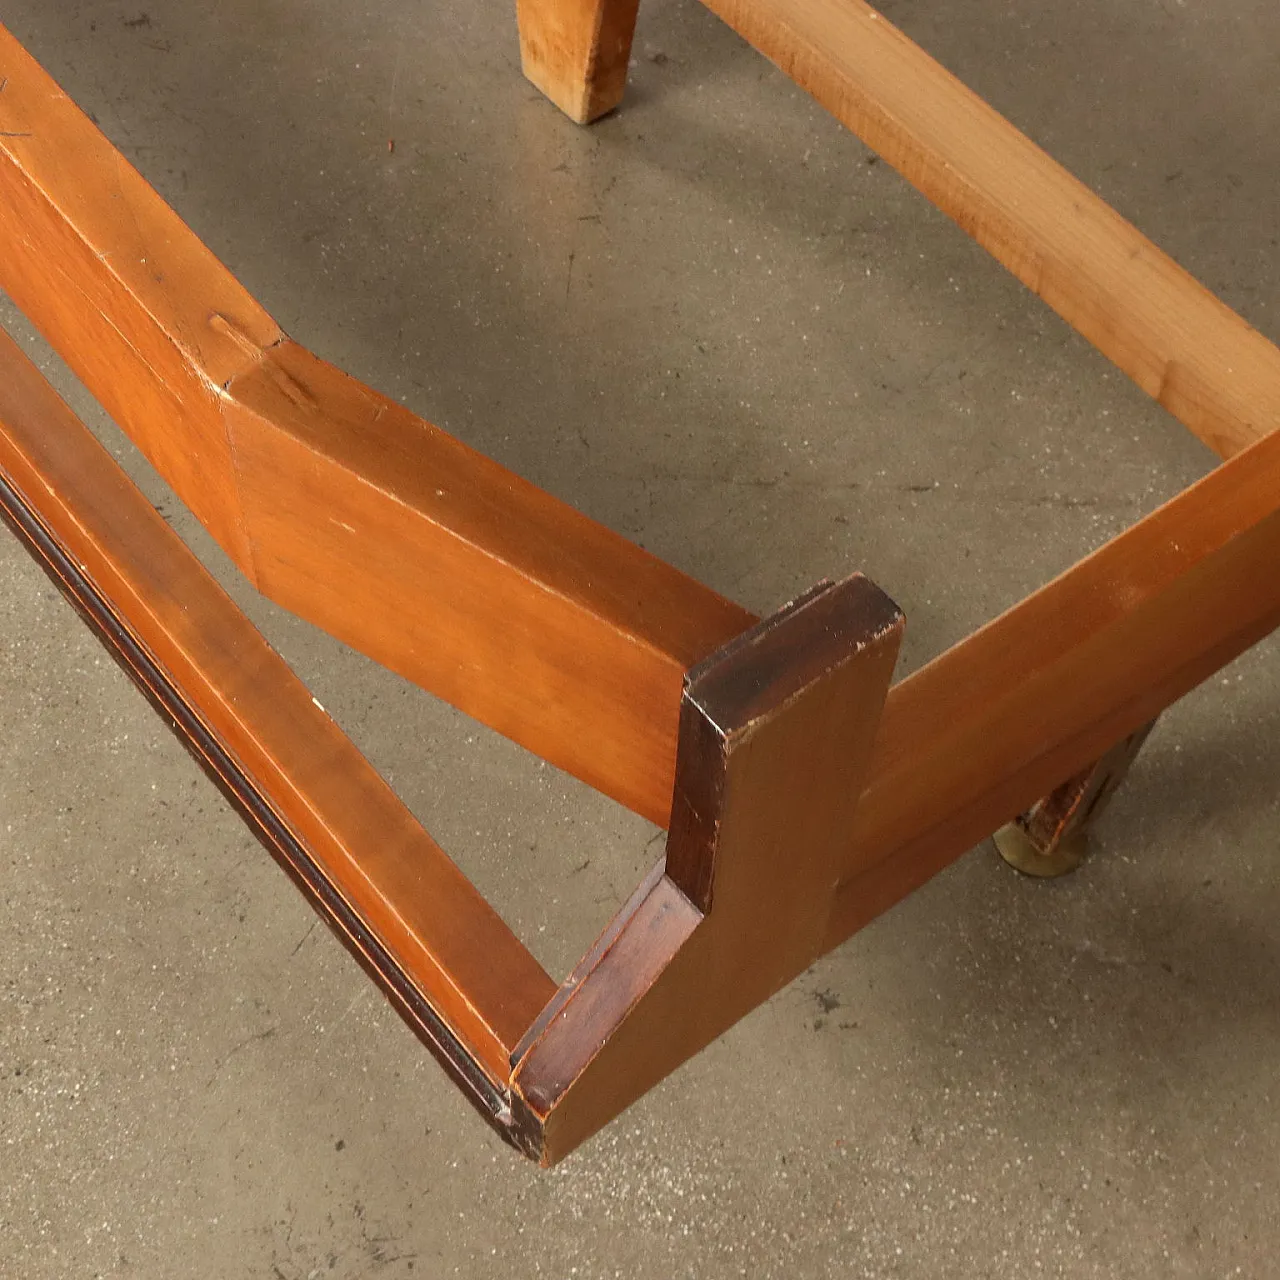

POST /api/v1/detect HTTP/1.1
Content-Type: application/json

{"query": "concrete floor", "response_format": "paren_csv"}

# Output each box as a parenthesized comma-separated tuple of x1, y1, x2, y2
(2, 0, 1278, 1275)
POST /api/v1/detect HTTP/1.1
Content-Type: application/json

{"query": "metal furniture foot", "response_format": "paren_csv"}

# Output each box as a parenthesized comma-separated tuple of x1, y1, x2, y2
(994, 721, 1157, 878)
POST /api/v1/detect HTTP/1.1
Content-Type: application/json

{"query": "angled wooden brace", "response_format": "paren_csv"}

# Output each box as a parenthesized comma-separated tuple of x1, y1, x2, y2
(0, 324, 557, 1129)
(510, 575, 904, 1163)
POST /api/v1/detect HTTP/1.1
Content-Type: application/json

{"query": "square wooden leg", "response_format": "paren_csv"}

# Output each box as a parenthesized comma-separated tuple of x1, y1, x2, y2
(516, 0, 641, 123)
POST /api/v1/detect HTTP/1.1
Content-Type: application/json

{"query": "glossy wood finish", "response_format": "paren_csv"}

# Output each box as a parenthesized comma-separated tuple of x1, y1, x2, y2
(516, 0, 642, 123)
(0, 21, 752, 829)
(511, 577, 904, 1163)
(509, 413, 1280, 1158)
(220, 339, 751, 824)
(0, 325, 555, 1105)
(0, 25, 277, 565)
(3, 18, 1279, 1165)
(826, 426, 1280, 947)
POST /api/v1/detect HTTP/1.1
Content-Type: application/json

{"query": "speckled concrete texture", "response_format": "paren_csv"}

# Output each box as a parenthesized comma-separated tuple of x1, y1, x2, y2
(1, 2, 1278, 1276)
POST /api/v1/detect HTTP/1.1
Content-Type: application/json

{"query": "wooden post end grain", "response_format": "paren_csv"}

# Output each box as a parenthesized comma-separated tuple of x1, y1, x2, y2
(510, 574, 904, 1164)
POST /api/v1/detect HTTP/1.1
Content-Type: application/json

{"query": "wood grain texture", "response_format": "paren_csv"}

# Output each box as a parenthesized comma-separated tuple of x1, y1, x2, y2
(829, 425, 1280, 945)
(516, 0, 642, 123)
(0, 24, 277, 562)
(512, 576, 904, 1163)
(0, 23, 752, 827)
(0, 324, 555, 1090)
(223, 340, 750, 822)
(696, 0, 1280, 459)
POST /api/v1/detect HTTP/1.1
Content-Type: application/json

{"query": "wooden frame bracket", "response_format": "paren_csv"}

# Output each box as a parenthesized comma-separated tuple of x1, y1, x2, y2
(511, 576, 903, 1162)
(1, 7, 1277, 1163)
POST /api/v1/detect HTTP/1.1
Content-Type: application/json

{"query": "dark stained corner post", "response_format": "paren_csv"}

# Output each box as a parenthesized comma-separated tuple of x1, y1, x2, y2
(993, 721, 1158, 877)
(509, 574, 904, 1164)
(516, 0, 642, 123)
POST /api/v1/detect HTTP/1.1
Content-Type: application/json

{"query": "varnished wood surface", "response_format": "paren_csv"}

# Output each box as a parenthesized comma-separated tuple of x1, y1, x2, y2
(512, 576, 904, 1163)
(0, 22, 752, 829)
(0, 23, 277, 564)
(0, 324, 555, 1091)
(695, 0, 1280, 460)
(510, 419, 1280, 1156)
(830, 424, 1280, 944)
(4, 14, 1280, 1163)
(223, 340, 751, 823)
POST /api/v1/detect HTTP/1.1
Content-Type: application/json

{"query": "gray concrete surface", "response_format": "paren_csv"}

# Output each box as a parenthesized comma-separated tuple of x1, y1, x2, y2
(1, 1, 1278, 1275)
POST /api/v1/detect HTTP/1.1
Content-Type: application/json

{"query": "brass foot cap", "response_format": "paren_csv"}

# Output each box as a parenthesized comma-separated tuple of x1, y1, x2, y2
(993, 823, 1087, 878)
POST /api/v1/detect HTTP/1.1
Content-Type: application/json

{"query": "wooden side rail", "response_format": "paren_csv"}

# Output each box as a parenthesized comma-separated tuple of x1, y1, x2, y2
(0, 325, 555, 1120)
(837, 420, 1280, 911)
(0, 22, 752, 829)
(519, 0, 1280, 460)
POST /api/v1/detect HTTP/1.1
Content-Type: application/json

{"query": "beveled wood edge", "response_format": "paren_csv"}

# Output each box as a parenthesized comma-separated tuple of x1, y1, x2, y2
(0, 442, 525, 1139)
(510, 577, 905, 1164)
(842, 422, 1280, 894)
(507, 426, 1280, 1163)
(0, 324, 555, 1119)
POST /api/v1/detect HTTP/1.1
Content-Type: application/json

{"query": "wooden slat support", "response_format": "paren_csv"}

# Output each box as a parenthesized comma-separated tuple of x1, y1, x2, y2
(993, 721, 1158, 878)
(4, 17, 1280, 1165)
(0, 21, 751, 829)
(0, 323, 557, 1117)
(529, 0, 1280, 460)
(701, 0, 1280, 459)
(510, 575, 904, 1163)
(516, 0, 642, 123)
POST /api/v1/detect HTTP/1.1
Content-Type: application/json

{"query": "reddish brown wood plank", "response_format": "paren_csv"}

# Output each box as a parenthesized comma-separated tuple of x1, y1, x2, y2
(0, 24, 277, 563)
(512, 424, 1280, 1159)
(223, 341, 750, 823)
(828, 426, 1280, 945)
(0, 324, 555, 1087)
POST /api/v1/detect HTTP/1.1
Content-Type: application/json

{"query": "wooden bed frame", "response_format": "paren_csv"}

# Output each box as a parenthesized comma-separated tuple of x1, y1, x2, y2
(0, 4, 1275, 1165)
